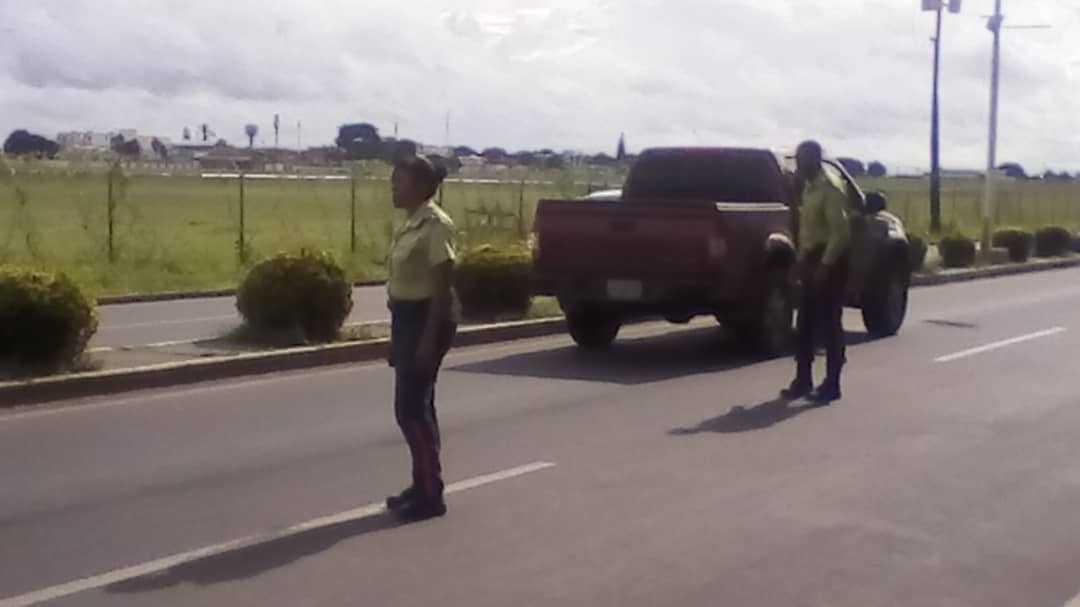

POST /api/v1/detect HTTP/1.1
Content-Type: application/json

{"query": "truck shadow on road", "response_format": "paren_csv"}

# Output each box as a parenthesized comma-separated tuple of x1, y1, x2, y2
(669, 398, 824, 435)
(452, 326, 871, 386)
(105, 512, 404, 595)
(452, 327, 761, 385)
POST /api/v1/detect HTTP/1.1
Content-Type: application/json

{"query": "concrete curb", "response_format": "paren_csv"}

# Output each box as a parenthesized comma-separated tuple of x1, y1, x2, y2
(911, 256, 1080, 287)
(0, 318, 566, 408)
(97, 280, 387, 306)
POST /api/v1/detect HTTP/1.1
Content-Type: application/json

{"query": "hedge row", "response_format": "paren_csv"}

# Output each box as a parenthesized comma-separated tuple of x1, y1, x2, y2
(6, 222, 1078, 374)
(234, 243, 535, 341)
(935, 225, 1078, 269)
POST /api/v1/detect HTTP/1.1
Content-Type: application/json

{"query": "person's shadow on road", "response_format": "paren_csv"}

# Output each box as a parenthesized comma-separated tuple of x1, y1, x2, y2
(669, 398, 822, 435)
(105, 512, 404, 595)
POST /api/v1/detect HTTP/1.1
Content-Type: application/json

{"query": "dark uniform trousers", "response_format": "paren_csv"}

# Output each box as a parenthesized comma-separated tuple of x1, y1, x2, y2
(389, 299, 457, 502)
(796, 247, 849, 385)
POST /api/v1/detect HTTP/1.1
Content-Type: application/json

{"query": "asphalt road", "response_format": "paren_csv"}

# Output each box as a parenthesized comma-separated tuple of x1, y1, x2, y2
(93, 286, 389, 349)
(5, 268, 1080, 606)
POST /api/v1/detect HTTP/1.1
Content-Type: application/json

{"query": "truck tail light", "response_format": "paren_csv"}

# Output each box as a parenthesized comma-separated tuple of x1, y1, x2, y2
(707, 236, 727, 263)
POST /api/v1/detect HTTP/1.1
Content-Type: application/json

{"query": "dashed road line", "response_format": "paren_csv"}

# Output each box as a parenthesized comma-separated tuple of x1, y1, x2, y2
(0, 461, 557, 607)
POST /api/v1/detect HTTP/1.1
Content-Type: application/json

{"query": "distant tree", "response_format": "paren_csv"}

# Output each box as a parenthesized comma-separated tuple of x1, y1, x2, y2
(616, 134, 626, 161)
(182, 127, 192, 142)
(151, 138, 168, 160)
(590, 153, 616, 167)
(998, 162, 1027, 179)
(513, 151, 539, 167)
(543, 154, 567, 171)
(3, 130, 60, 158)
(1042, 170, 1074, 182)
(481, 147, 509, 163)
(837, 157, 866, 177)
(453, 145, 478, 158)
(336, 123, 382, 160)
(867, 161, 888, 178)
(244, 124, 259, 148)
(215, 139, 230, 148)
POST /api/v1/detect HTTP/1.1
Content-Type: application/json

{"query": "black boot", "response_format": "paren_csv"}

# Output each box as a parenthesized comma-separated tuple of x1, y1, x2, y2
(386, 486, 416, 511)
(809, 361, 842, 404)
(780, 363, 813, 400)
(808, 381, 841, 404)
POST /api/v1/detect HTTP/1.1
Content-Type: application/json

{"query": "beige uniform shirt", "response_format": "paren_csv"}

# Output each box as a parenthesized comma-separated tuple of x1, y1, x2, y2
(799, 169, 851, 266)
(387, 200, 457, 301)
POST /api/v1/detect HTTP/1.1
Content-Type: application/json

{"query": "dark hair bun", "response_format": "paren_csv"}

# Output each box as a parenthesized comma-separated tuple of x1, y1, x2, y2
(395, 154, 447, 199)
(431, 160, 448, 184)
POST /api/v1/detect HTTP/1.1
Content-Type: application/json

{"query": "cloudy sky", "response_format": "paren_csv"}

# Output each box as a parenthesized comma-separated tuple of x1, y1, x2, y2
(1, 0, 1077, 171)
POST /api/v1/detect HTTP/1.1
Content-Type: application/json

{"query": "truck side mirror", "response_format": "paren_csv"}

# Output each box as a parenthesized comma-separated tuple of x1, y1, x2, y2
(865, 191, 887, 214)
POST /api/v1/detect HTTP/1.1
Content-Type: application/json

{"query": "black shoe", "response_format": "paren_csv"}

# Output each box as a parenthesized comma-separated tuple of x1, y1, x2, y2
(808, 383, 841, 404)
(780, 379, 813, 400)
(395, 497, 447, 522)
(386, 486, 417, 512)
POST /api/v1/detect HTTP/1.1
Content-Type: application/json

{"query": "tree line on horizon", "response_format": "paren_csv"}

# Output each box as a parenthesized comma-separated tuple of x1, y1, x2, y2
(3, 126, 1076, 180)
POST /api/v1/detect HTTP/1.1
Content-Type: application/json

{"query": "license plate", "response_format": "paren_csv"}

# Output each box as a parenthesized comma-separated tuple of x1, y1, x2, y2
(606, 280, 643, 301)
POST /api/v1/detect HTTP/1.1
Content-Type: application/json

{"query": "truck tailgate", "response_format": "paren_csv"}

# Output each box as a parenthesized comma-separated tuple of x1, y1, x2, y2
(533, 199, 720, 278)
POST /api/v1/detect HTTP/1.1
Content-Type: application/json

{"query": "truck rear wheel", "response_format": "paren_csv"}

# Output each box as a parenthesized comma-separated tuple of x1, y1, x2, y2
(862, 262, 909, 338)
(731, 270, 794, 358)
(567, 306, 621, 350)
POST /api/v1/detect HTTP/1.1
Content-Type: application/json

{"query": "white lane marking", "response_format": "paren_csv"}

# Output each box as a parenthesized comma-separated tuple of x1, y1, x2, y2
(0, 461, 556, 607)
(99, 315, 236, 330)
(935, 327, 1067, 363)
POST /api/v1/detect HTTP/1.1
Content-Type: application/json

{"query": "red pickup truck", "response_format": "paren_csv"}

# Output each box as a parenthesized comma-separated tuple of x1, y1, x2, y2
(531, 147, 912, 355)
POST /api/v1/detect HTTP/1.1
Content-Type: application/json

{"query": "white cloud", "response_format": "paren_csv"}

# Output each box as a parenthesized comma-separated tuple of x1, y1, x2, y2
(1, 0, 1077, 170)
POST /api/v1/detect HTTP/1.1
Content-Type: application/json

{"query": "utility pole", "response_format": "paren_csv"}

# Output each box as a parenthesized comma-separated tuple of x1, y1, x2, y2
(930, 2, 943, 233)
(923, 0, 961, 234)
(982, 0, 1002, 262)
(980, 2, 1049, 262)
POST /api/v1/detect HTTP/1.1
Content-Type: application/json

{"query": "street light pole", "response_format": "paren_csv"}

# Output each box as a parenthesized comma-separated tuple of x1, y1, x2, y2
(982, 0, 1003, 263)
(930, 3, 944, 233)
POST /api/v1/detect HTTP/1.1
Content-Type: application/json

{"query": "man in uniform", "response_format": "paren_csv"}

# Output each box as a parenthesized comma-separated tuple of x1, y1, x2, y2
(782, 140, 851, 403)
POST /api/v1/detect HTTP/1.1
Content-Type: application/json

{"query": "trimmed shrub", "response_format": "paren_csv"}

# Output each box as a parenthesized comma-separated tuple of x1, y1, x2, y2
(1034, 226, 1073, 258)
(236, 249, 353, 343)
(992, 227, 1033, 263)
(0, 266, 98, 371)
(938, 234, 976, 268)
(907, 234, 928, 271)
(454, 242, 532, 321)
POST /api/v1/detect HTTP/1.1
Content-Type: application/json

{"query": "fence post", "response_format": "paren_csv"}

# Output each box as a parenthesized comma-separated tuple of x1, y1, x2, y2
(107, 162, 118, 263)
(518, 178, 526, 239)
(238, 172, 247, 263)
(350, 170, 357, 253)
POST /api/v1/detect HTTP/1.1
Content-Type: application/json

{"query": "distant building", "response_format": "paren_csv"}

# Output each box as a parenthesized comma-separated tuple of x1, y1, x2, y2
(56, 131, 113, 151)
(419, 144, 453, 158)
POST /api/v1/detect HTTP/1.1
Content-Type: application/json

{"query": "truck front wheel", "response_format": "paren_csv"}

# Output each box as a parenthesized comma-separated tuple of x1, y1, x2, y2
(567, 306, 621, 350)
(862, 262, 909, 338)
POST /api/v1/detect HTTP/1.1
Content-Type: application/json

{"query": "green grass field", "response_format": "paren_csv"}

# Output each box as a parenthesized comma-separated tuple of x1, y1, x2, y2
(1, 161, 1077, 296)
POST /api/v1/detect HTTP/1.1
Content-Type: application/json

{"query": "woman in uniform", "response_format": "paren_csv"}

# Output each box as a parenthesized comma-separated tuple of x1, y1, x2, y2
(384, 155, 459, 521)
